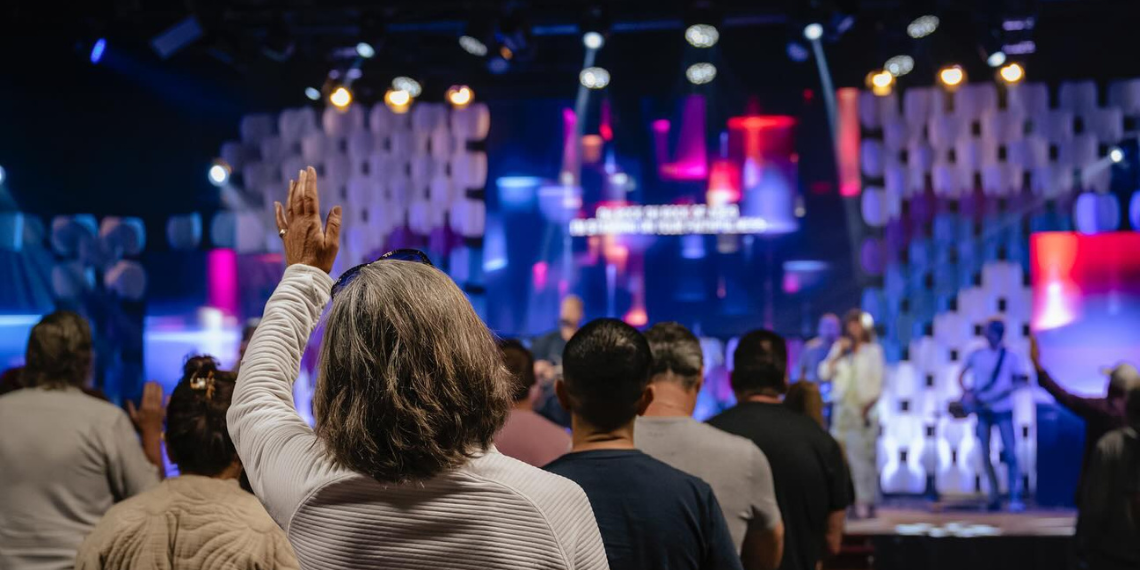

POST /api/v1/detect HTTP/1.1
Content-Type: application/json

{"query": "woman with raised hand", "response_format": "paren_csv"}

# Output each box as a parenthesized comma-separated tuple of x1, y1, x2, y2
(76, 356, 298, 569)
(227, 167, 607, 570)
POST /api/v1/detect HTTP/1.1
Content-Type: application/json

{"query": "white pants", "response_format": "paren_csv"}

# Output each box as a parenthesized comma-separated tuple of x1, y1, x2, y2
(832, 405, 879, 506)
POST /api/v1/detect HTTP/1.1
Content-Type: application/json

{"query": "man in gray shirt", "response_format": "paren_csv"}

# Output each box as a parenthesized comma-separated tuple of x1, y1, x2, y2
(0, 312, 164, 570)
(636, 322, 784, 570)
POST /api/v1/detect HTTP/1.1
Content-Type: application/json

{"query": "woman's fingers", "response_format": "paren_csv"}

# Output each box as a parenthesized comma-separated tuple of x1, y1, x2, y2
(286, 178, 297, 220)
(305, 165, 320, 217)
(274, 202, 287, 232)
(324, 206, 342, 247)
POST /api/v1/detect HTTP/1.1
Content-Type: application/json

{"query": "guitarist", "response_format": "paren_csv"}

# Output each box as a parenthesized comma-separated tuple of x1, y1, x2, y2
(957, 318, 1030, 512)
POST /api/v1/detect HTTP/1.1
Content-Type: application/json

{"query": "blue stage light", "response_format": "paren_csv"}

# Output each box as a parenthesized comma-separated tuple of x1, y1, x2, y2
(90, 38, 107, 64)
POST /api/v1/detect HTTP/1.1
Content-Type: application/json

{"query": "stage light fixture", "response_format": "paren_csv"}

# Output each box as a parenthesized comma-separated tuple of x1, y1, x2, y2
(392, 76, 422, 98)
(987, 51, 1007, 67)
(446, 85, 474, 109)
(208, 160, 231, 187)
(384, 89, 412, 113)
(685, 63, 717, 85)
(459, 35, 488, 56)
(579, 67, 610, 89)
(304, 87, 321, 101)
(685, 24, 719, 48)
(884, 55, 914, 77)
(938, 65, 965, 89)
(803, 23, 824, 41)
(1109, 147, 1125, 163)
(330, 86, 353, 109)
(583, 31, 605, 50)
(867, 69, 894, 96)
(907, 15, 939, 39)
(356, 42, 376, 59)
(90, 38, 107, 64)
(998, 62, 1024, 85)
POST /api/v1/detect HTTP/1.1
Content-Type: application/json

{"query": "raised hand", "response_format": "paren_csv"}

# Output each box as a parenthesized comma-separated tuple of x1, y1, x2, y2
(127, 381, 166, 435)
(275, 166, 342, 274)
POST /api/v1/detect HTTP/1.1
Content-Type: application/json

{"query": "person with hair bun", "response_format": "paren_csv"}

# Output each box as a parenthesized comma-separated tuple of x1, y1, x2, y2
(76, 356, 298, 570)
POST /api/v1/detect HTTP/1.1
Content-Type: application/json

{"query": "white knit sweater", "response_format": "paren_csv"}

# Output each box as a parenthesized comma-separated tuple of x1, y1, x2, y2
(228, 264, 608, 570)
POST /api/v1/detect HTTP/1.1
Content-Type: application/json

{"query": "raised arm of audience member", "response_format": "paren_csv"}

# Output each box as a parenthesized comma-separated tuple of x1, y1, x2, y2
(1030, 335, 1099, 418)
(126, 381, 167, 478)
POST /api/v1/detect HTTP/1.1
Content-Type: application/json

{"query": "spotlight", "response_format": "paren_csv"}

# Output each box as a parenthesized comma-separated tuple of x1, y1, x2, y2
(487, 56, 510, 74)
(446, 85, 474, 109)
(384, 89, 412, 113)
(208, 160, 231, 187)
(1109, 147, 1124, 164)
(938, 65, 965, 89)
(803, 23, 824, 41)
(583, 31, 605, 50)
(998, 62, 1024, 85)
(356, 42, 375, 59)
(330, 86, 353, 109)
(685, 63, 717, 85)
(907, 15, 939, 39)
(90, 38, 107, 64)
(392, 76, 422, 98)
(884, 55, 914, 77)
(866, 69, 895, 96)
(987, 51, 1007, 67)
(0, 165, 5, 185)
(579, 67, 610, 89)
(459, 35, 488, 56)
(684, 24, 719, 48)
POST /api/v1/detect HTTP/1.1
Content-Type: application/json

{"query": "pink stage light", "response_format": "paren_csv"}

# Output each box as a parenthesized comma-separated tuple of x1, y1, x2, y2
(836, 88, 862, 197)
(1031, 232, 1079, 331)
(207, 248, 239, 317)
(623, 306, 648, 328)
(532, 261, 549, 290)
(654, 96, 709, 181)
(707, 160, 741, 206)
(600, 99, 614, 141)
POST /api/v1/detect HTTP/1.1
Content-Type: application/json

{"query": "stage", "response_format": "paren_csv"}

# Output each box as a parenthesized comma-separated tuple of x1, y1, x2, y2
(833, 506, 1077, 570)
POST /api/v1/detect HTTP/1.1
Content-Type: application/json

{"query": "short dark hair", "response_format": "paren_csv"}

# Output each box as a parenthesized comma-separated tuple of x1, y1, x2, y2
(562, 318, 651, 431)
(731, 329, 789, 397)
(500, 339, 536, 402)
(166, 356, 238, 476)
(24, 311, 93, 390)
(645, 322, 703, 389)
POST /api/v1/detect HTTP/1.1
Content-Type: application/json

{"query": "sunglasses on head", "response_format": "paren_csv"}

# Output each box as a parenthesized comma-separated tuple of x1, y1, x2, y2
(330, 249, 433, 297)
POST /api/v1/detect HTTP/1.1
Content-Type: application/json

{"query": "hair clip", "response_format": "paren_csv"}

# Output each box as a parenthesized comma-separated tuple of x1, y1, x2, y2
(189, 370, 217, 400)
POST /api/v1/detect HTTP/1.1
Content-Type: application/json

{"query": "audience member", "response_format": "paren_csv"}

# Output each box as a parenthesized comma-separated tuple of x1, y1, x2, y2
(1076, 385, 1140, 570)
(76, 356, 298, 569)
(784, 381, 825, 429)
(794, 314, 841, 387)
(1031, 335, 1138, 497)
(635, 322, 784, 570)
(0, 311, 164, 570)
(956, 318, 1028, 512)
(818, 309, 884, 519)
(533, 295, 586, 427)
(229, 167, 606, 570)
(708, 330, 849, 570)
(494, 339, 571, 467)
(544, 318, 742, 570)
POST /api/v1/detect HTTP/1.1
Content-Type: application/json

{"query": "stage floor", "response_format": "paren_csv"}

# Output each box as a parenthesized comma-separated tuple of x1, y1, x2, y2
(846, 506, 1076, 537)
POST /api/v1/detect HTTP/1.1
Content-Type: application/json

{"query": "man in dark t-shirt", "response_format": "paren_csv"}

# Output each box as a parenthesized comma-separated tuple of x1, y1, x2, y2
(544, 319, 742, 570)
(708, 329, 849, 570)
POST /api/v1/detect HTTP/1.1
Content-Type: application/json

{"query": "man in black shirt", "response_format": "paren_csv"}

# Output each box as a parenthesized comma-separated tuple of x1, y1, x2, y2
(544, 319, 743, 570)
(708, 330, 849, 570)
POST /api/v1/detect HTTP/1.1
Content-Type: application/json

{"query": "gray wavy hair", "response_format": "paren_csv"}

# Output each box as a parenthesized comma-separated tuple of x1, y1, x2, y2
(314, 260, 511, 483)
